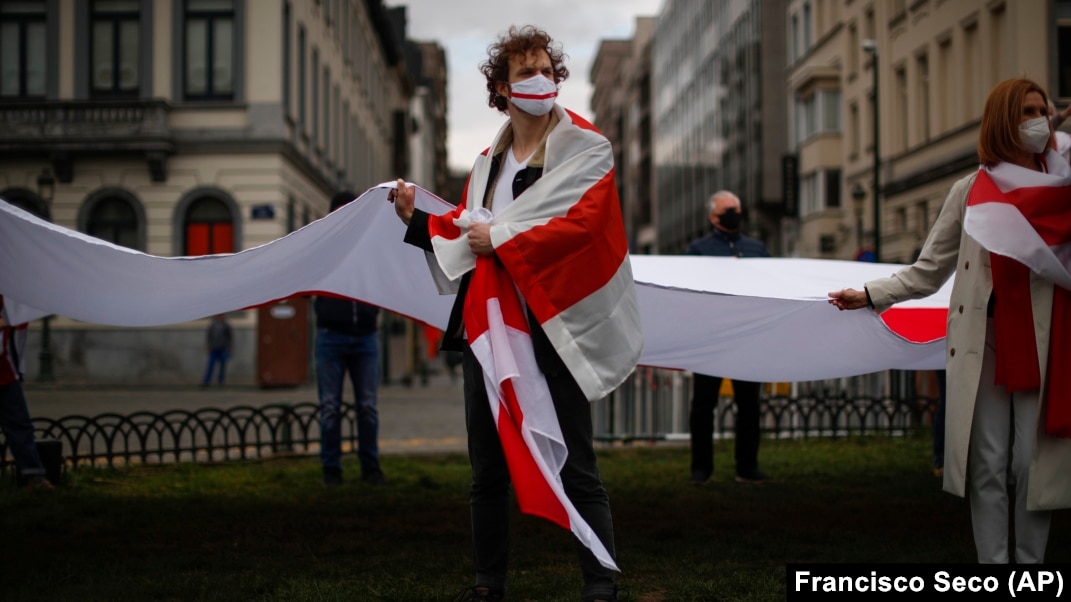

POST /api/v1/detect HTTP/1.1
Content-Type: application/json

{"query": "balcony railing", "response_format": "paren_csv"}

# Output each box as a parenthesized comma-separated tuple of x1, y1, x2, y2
(0, 99, 174, 181)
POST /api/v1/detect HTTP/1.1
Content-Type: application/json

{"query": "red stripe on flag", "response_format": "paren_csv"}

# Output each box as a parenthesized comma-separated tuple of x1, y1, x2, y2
(498, 379, 570, 529)
(880, 307, 948, 344)
(495, 170, 628, 321)
(969, 171, 1071, 246)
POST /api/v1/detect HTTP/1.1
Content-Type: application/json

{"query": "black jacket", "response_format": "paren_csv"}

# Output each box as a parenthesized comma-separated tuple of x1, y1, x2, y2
(686, 228, 770, 258)
(314, 297, 379, 336)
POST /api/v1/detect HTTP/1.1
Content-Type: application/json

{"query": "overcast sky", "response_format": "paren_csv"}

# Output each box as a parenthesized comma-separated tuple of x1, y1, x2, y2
(392, 0, 665, 172)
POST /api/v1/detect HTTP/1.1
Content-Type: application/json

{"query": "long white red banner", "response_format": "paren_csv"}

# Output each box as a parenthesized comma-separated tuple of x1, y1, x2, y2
(0, 183, 951, 381)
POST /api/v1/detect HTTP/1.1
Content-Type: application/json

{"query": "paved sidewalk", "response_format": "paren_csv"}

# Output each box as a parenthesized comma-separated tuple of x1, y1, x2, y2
(22, 372, 469, 456)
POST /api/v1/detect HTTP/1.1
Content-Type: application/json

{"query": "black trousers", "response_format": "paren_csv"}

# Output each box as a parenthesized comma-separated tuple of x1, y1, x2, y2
(462, 347, 616, 599)
(689, 374, 762, 477)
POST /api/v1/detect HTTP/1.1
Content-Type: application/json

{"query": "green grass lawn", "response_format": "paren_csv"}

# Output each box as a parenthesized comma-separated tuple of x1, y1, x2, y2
(2, 434, 1067, 601)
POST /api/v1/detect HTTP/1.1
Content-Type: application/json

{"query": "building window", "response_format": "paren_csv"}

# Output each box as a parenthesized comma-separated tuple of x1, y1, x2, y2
(282, 2, 290, 114)
(895, 65, 908, 152)
(311, 48, 319, 146)
(802, 2, 812, 53)
(937, 39, 952, 131)
(0, 190, 48, 219)
(323, 67, 330, 160)
(824, 169, 841, 209)
(298, 25, 306, 130)
(0, 0, 47, 98)
(916, 53, 930, 143)
(790, 14, 799, 63)
(1058, 9, 1071, 98)
(184, 197, 233, 255)
(963, 22, 979, 117)
(87, 196, 139, 249)
(91, 0, 140, 97)
(849, 102, 860, 157)
(184, 0, 234, 100)
(848, 23, 859, 77)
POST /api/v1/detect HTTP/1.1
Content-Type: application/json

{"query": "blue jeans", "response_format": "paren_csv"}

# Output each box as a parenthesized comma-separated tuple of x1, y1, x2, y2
(202, 348, 229, 384)
(316, 329, 381, 476)
(0, 381, 45, 477)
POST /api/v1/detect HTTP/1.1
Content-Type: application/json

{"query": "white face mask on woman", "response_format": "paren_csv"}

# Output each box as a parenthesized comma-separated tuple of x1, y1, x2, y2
(1019, 116, 1051, 154)
(509, 74, 558, 116)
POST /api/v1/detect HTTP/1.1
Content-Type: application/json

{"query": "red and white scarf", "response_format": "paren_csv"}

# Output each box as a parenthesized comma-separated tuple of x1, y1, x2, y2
(964, 149, 1071, 436)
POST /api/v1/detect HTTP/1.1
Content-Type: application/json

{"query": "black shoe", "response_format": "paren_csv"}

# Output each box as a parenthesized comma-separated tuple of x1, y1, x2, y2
(456, 585, 505, 601)
(322, 467, 343, 487)
(361, 470, 386, 485)
(584, 585, 623, 602)
(734, 470, 770, 484)
(690, 470, 711, 485)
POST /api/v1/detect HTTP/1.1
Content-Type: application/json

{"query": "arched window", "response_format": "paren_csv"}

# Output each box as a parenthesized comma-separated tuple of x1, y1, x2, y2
(184, 196, 233, 255)
(0, 188, 48, 220)
(87, 196, 139, 248)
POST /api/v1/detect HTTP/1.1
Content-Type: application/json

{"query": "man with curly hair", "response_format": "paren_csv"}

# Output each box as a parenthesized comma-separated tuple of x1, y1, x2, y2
(390, 25, 639, 602)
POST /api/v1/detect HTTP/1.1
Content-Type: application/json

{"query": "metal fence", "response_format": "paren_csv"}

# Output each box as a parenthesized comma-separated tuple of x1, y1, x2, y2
(1, 369, 940, 474)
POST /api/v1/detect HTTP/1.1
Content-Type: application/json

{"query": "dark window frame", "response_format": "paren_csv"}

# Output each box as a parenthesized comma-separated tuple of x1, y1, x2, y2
(182, 0, 235, 101)
(0, 1, 48, 99)
(90, 0, 141, 97)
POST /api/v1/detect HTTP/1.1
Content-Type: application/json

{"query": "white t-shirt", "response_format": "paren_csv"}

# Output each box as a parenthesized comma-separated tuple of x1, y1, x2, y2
(490, 147, 531, 215)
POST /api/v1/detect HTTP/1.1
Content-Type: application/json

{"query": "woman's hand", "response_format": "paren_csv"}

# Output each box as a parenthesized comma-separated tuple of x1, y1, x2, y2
(828, 288, 870, 311)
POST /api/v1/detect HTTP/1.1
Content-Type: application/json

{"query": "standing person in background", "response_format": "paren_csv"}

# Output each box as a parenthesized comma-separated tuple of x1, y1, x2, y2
(0, 296, 53, 491)
(316, 191, 385, 487)
(830, 78, 1071, 563)
(201, 314, 232, 386)
(686, 190, 771, 485)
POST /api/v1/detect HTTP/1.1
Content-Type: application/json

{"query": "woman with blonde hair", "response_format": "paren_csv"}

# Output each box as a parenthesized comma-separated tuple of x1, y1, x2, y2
(829, 77, 1071, 563)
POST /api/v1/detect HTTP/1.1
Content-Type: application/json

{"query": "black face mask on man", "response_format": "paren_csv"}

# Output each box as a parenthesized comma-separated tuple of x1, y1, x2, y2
(716, 208, 741, 232)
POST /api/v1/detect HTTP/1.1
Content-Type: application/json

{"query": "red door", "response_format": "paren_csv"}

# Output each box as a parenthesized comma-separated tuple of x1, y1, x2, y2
(256, 297, 309, 387)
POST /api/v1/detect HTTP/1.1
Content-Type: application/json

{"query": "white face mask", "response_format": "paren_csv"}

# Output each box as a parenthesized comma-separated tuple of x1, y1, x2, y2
(1019, 116, 1051, 154)
(508, 74, 558, 116)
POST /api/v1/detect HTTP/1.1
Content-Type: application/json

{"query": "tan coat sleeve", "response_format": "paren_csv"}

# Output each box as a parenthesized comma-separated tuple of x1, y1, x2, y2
(865, 173, 978, 312)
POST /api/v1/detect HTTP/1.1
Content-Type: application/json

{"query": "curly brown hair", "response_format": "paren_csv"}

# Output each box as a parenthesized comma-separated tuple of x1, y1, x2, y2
(480, 25, 569, 114)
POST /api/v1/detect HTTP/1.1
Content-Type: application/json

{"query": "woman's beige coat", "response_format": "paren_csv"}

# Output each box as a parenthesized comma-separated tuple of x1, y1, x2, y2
(866, 171, 1071, 511)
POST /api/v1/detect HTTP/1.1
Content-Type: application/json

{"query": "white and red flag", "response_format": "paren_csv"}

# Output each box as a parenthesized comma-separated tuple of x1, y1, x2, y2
(964, 150, 1071, 289)
(422, 106, 644, 403)
(963, 149, 1071, 436)
(465, 254, 618, 570)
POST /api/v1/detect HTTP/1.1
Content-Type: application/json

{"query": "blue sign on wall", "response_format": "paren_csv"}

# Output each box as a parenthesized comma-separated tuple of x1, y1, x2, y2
(251, 205, 275, 220)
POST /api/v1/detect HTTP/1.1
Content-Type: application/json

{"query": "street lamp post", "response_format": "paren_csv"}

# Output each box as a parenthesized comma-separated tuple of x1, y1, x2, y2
(36, 167, 56, 382)
(863, 39, 881, 262)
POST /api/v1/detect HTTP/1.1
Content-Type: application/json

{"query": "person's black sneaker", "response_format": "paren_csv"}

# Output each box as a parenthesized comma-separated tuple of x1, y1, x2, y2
(584, 585, 623, 602)
(455, 585, 504, 601)
(361, 470, 386, 485)
(690, 469, 711, 485)
(322, 467, 343, 487)
(734, 470, 770, 484)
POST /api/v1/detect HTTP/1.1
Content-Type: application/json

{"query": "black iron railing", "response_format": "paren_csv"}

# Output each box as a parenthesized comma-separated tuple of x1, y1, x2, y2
(1, 390, 939, 475)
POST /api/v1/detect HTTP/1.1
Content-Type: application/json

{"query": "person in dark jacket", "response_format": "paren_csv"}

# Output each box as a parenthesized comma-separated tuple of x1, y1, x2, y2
(686, 190, 771, 485)
(201, 314, 232, 386)
(316, 191, 384, 487)
(0, 295, 53, 491)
